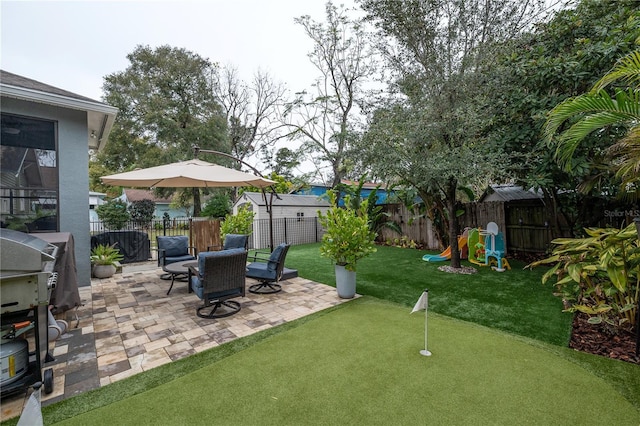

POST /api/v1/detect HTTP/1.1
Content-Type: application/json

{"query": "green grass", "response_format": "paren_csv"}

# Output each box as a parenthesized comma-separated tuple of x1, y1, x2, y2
(3, 244, 638, 425)
(286, 244, 573, 346)
(45, 300, 640, 425)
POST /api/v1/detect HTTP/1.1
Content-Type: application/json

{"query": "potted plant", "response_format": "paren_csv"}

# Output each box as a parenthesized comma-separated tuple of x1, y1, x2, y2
(90, 243, 124, 278)
(318, 191, 377, 298)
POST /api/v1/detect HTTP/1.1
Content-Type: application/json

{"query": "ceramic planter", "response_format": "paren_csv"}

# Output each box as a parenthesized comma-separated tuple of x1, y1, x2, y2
(335, 264, 356, 299)
(93, 264, 116, 279)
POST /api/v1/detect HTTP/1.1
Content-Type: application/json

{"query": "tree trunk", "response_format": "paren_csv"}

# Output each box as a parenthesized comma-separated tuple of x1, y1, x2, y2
(447, 178, 461, 268)
(192, 187, 202, 217)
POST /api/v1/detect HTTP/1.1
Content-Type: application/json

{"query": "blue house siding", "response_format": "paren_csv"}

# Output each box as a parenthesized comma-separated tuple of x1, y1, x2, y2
(294, 183, 392, 206)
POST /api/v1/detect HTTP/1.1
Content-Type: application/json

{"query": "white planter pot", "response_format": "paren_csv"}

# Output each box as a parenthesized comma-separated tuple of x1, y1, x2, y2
(93, 264, 116, 279)
(335, 264, 356, 299)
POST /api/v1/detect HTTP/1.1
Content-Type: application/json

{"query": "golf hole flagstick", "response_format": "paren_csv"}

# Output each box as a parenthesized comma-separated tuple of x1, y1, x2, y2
(411, 289, 431, 356)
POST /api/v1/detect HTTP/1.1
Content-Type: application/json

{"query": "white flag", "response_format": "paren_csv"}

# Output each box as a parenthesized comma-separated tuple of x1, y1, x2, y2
(411, 291, 428, 313)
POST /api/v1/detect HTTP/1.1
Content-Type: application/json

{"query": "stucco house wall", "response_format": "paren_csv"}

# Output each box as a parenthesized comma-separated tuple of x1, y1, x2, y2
(1, 70, 117, 286)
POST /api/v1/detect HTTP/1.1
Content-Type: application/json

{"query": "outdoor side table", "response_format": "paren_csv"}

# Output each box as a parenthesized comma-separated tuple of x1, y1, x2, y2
(163, 260, 197, 295)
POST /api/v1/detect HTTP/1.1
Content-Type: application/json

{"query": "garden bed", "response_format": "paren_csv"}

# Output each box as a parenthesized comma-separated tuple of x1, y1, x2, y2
(570, 312, 639, 364)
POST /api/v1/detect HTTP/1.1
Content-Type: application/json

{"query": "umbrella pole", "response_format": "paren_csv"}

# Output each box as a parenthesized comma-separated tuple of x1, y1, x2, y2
(193, 146, 277, 252)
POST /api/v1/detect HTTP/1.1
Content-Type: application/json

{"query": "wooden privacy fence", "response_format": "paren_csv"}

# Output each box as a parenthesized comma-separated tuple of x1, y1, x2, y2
(379, 204, 440, 250)
(381, 202, 553, 254)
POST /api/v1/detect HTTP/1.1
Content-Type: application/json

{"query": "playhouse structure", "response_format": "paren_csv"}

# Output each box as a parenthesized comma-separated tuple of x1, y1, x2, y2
(424, 222, 511, 272)
(467, 222, 511, 271)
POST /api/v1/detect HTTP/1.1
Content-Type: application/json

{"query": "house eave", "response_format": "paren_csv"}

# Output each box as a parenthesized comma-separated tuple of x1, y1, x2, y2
(0, 83, 118, 152)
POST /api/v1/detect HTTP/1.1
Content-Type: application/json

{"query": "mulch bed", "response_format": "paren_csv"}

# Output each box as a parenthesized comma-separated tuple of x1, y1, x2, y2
(569, 312, 639, 364)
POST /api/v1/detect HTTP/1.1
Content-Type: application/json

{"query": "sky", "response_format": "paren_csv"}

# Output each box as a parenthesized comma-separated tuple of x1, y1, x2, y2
(1, 0, 350, 101)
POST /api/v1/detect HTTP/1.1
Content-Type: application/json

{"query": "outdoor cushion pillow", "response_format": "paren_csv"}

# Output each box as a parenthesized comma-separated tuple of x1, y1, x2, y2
(267, 243, 287, 273)
(158, 236, 189, 257)
(197, 248, 246, 275)
(223, 234, 247, 250)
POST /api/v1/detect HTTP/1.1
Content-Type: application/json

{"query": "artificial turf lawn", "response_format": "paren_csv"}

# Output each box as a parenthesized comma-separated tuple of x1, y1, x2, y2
(287, 244, 574, 345)
(51, 299, 639, 425)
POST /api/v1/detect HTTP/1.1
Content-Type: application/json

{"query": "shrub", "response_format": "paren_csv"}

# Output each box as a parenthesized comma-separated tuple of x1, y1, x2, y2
(528, 223, 639, 330)
(96, 200, 130, 230)
(201, 194, 231, 219)
(221, 204, 254, 237)
(129, 199, 155, 228)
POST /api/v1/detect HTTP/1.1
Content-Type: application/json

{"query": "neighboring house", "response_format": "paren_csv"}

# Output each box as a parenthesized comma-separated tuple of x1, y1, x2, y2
(294, 180, 392, 206)
(117, 188, 188, 219)
(89, 191, 107, 232)
(89, 191, 107, 209)
(233, 192, 331, 249)
(1, 70, 118, 285)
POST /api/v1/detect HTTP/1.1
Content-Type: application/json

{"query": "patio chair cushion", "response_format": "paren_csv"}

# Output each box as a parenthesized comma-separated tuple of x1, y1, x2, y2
(166, 254, 198, 264)
(223, 234, 248, 250)
(245, 262, 271, 280)
(159, 236, 190, 257)
(246, 243, 288, 279)
(195, 248, 245, 277)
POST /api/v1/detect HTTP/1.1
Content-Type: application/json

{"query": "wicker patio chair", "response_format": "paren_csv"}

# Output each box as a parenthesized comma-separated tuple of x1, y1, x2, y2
(189, 248, 248, 319)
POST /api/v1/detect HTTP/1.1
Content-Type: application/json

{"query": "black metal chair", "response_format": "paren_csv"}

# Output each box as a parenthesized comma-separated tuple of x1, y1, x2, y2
(157, 236, 196, 280)
(207, 234, 248, 251)
(246, 243, 290, 294)
(189, 248, 248, 318)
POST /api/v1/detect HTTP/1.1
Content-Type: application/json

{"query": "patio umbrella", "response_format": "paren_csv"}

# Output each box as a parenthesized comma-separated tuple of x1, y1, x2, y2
(100, 159, 275, 188)
(100, 158, 278, 250)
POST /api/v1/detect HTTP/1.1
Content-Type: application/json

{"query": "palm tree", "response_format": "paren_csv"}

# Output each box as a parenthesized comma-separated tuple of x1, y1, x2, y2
(543, 50, 640, 200)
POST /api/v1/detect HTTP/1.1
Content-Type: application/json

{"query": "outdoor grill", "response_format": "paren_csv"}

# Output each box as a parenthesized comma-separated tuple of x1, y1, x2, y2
(1, 229, 58, 313)
(0, 228, 58, 396)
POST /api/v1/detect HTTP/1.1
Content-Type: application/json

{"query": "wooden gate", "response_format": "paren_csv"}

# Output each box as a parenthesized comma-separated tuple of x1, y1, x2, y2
(190, 219, 221, 253)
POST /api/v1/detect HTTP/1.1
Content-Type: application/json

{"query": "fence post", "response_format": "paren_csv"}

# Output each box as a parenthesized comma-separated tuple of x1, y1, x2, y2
(284, 217, 288, 244)
(162, 216, 168, 236)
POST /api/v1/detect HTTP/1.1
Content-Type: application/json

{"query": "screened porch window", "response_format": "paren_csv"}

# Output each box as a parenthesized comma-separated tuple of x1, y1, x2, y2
(1, 113, 58, 232)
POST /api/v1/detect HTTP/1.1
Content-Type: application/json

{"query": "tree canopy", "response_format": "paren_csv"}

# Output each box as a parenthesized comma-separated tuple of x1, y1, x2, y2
(99, 45, 229, 215)
(356, 0, 549, 267)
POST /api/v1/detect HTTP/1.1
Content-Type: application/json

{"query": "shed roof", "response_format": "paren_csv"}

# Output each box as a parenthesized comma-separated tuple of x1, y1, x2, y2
(479, 184, 542, 203)
(236, 192, 331, 208)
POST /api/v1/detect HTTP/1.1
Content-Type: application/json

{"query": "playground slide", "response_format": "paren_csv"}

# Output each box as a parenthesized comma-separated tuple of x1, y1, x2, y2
(422, 236, 468, 262)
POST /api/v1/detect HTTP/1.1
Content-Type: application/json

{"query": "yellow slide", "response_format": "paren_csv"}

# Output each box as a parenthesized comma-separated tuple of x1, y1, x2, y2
(422, 236, 468, 262)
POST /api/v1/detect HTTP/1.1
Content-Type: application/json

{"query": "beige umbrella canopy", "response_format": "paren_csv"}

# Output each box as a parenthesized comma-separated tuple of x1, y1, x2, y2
(100, 159, 275, 188)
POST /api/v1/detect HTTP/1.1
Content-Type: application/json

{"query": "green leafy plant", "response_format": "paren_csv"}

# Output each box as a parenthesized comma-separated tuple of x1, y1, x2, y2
(384, 236, 418, 249)
(528, 223, 639, 330)
(339, 177, 402, 238)
(90, 243, 124, 266)
(201, 193, 231, 219)
(128, 199, 155, 228)
(96, 199, 131, 230)
(220, 204, 255, 237)
(318, 191, 377, 272)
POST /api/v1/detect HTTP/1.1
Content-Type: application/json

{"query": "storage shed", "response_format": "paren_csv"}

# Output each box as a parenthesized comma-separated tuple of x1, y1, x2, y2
(233, 192, 331, 249)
